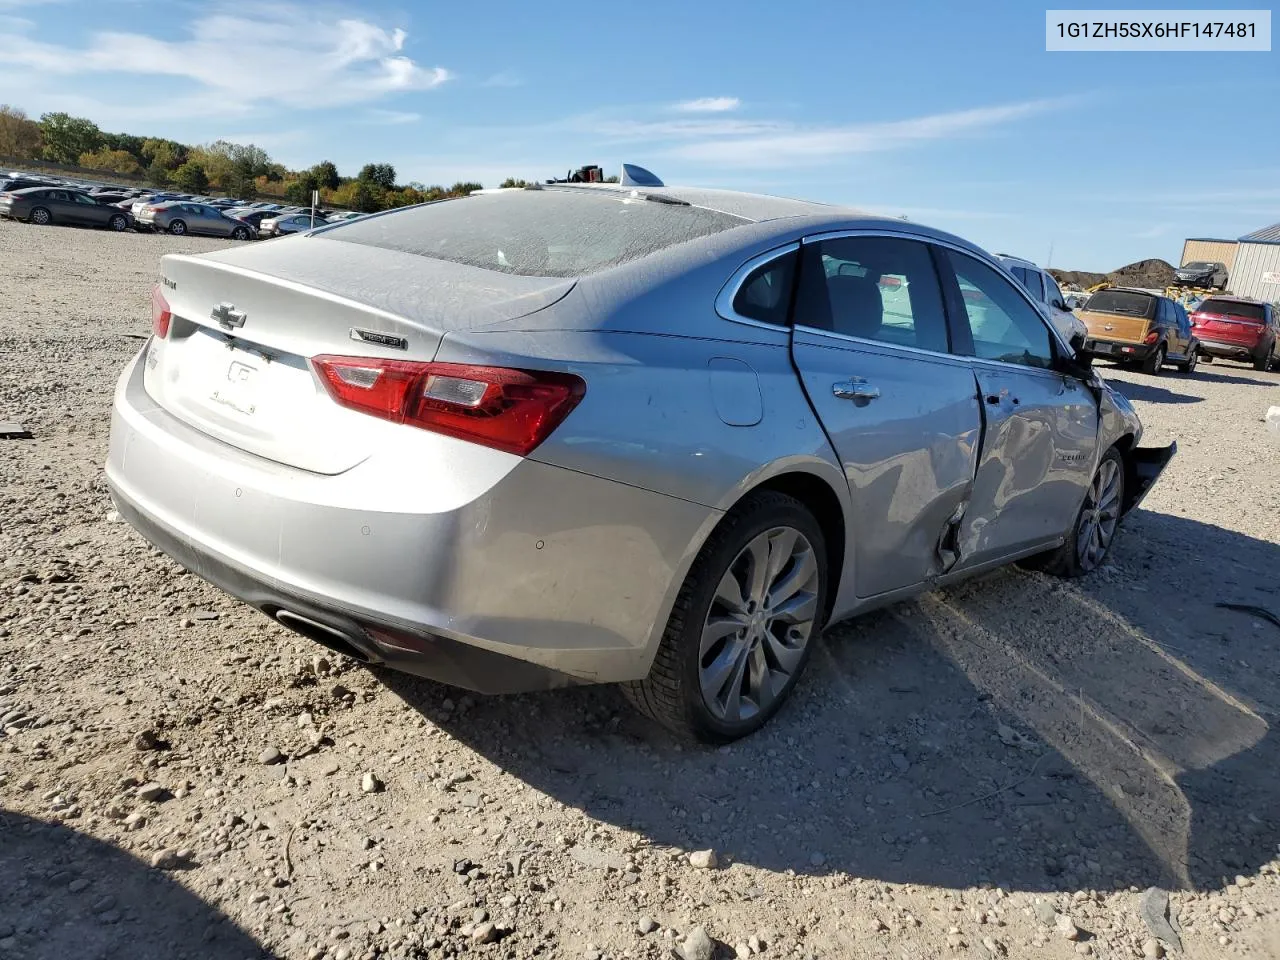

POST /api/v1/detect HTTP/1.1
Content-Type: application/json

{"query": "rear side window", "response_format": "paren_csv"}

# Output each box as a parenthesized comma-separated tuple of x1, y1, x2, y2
(1198, 299, 1265, 322)
(795, 236, 950, 352)
(731, 251, 796, 326)
(327, 189, 748, 277)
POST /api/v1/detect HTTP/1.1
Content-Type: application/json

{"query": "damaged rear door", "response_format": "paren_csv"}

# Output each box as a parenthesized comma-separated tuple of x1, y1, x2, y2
(789, 232, 983, 598)
(937, 248, 1098, 568)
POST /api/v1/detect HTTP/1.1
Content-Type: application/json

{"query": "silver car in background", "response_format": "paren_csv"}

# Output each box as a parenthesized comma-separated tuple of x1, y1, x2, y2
(257, 212, 322, 237)
(107, 181, 1174, 741)
(136, 200, 255, 239)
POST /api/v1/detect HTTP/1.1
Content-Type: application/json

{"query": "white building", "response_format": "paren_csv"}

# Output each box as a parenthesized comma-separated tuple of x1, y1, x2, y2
(1228, 222, 1280, 301)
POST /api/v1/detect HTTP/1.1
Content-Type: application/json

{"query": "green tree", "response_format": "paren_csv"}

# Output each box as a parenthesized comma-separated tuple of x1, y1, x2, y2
(39, 112, 104, 164)
(448, 181, 483, 197)
(0, 105, 43, 160)
(78, 147, 142, 175)
(171, 161, 209, 193)
(498, 177, 528, 189)
(285, 173, 319, 206)
(358, 162, 396, 190)
(311, 160, 340, 191)
(146, 160, 171, 187)
(141, 138, 183, 169)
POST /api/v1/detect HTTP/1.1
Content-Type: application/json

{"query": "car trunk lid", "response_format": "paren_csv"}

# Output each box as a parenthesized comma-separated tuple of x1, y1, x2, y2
(143, 237, 575, 474)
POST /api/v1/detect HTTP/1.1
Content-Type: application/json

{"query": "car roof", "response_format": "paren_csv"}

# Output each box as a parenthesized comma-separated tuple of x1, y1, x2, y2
(1198, 294, 1266, 305)
(537, 182, 869, 222)
(995, 254, 1039, 269)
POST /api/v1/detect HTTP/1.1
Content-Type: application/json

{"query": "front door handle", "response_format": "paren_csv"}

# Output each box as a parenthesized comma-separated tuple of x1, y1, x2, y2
(833, 378, 881, 404)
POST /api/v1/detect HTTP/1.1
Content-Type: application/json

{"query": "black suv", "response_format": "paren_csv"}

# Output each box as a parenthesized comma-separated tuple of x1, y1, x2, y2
(1173, 261, 1229, 290)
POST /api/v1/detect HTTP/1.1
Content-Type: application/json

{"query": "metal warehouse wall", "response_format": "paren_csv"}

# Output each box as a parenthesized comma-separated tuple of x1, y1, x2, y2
(1229, 242, 1280, 301)
(1181, 239, 1238, 271)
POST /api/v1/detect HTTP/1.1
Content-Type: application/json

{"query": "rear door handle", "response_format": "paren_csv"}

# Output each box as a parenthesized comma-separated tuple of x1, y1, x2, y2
(833, 378, 881, 404)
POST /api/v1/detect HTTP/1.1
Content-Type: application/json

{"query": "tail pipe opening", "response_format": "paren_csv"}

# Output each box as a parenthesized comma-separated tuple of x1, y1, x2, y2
(272, 608, 379, 664)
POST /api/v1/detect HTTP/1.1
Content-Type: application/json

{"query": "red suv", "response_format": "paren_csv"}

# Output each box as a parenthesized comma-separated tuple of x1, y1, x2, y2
(1190, 297, 1279, 371)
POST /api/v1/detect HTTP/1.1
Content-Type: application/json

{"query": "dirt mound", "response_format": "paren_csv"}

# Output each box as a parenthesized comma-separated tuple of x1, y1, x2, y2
(1049, 259, 1176, 292)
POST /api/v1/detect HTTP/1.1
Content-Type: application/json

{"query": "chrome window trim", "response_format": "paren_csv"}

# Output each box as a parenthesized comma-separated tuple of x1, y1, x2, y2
(715, 242, 800, 331)
(799, 227, 1074, 362)
(793, 324, 969, 367)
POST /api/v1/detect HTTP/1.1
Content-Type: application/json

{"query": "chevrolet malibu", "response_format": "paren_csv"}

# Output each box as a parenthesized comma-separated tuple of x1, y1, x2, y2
(107, 182, 1174, 742)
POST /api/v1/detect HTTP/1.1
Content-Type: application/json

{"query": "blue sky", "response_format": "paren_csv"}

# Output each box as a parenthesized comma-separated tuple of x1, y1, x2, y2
(1, 0, 1276, 270)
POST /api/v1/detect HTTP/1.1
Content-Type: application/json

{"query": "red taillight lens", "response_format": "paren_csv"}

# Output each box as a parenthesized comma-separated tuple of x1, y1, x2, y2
(151, 285, 171, 339)
(311, 356, 585, 456)
(1143, 330, 1159, 344)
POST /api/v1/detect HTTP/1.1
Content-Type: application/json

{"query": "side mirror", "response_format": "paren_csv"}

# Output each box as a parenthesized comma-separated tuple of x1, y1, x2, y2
(1069, 330, 1092, 366)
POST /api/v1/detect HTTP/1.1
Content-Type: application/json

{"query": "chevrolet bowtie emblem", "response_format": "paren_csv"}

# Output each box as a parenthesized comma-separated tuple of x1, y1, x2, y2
(211, 303, 247, 329)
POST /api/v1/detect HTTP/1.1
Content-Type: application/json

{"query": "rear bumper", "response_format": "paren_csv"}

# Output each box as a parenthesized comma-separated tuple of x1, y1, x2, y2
(1122, 442, 1176, 517)
(106, 350, 714, 692)
(1197, 338, 1261, 360)
(1083, 338, 1153, 361)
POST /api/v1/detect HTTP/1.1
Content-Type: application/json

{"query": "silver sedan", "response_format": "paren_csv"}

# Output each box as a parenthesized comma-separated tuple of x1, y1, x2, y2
(106, 180, 1174, 741)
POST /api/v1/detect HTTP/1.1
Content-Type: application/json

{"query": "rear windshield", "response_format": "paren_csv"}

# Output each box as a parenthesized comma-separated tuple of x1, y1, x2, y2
(326, 189, 748, 277)
(1084, 290, 1156, 318)
(1198, 299, 1265, 322)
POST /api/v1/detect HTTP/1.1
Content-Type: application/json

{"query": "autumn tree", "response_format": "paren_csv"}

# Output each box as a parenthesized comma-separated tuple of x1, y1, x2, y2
(0, 105, 42, 159)
(78, 147, 142, 175)
(141, 138, 183, 169)
(39, 112, 104, 164)
(311, 160, 340, 191)
(498, 177, 528, 188)
(285, 172, 320, 206)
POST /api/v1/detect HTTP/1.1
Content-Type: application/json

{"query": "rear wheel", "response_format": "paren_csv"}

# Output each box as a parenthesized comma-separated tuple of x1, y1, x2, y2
(1141, 344, 1166, 375)
(167, 219, 187, 236)
(108, 214, 128, 232)
(1022, 448, 1124, 578)
(28, 206, 51, 226)
(1254, 350, 1273, 372)
(1176, 349, 1199, 374)
(622, 491, 827, 742)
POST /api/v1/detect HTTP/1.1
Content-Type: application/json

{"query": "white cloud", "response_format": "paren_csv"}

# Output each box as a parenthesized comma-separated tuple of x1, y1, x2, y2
(0, 5, 451, 111)
(673, 97, 741, 113)
(661, 99, 1070, 167)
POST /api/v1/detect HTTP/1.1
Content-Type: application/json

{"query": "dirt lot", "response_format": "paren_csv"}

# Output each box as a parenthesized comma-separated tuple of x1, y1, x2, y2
(3, 220, 1280, 960)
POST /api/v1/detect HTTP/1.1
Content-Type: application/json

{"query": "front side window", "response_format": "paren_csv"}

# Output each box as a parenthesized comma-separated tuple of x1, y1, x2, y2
(946, 250, 1054, 369)
(795, 235, 949, 352)
(730, 250, 796, 326)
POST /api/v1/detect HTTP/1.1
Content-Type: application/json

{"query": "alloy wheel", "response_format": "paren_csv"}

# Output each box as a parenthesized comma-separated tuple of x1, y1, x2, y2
(698, 526, 820, 722)
(31, 209, 50, 225)
(1076, 458, 1121, 571)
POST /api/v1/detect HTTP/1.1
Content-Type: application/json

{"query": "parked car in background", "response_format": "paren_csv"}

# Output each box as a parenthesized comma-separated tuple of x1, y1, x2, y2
(1190, 296, 1279, 370)
(326, 211, 364, 223)
(0, 177, 52, 194)
(1173, 261, 1228, 290)
(0, 186, 133, 231)
(258, 212, 321, 237)
(136, 201, 255, 239)
(224, 208, 283, 231)
(996, 255, 1088, 345)
(107, 181, 1174, 741)
(1078, 288, 1199, 374)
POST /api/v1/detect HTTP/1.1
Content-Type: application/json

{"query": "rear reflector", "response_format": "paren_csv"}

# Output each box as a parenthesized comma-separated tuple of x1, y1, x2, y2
(311, 356, 585, 456)
(150, 285, 171, 339)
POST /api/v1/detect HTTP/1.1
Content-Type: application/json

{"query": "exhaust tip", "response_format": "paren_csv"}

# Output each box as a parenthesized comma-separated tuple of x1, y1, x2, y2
(273, 609, 373, 663)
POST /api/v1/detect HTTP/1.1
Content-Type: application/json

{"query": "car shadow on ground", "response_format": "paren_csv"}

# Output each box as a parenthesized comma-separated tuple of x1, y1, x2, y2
(1103, 378, 1203, 404)
(0, 809, 274, 960)
(379, 511, 1279, 896)
(1191, 368, 1277, 387)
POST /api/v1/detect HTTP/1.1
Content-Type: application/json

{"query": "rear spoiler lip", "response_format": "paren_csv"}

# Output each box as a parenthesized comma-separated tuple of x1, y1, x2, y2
(1121, 441, 1176, 517)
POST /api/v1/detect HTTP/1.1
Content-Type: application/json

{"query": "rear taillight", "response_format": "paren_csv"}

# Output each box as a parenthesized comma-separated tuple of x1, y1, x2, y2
(1143, 330, 1159, 344)
(311, 356, 585, 456)
(151, 285, 171, 339)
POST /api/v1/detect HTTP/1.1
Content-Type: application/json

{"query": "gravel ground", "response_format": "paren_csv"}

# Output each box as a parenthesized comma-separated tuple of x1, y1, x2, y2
(3, 220, 1280, 960)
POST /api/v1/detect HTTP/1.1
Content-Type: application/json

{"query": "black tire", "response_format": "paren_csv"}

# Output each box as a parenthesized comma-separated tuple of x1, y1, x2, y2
(107, 214, 128, 232)
(621, 491, 828, 742)
(231, 226, 250, 241)
(1021, 447, 1125, 579)
(1254, 351, 1273, 372)
(167, 219, 187, 236)
(1176, 349, 1199, 374)
(1141, 344, 1166, 375)
(28, 206, 51, 226)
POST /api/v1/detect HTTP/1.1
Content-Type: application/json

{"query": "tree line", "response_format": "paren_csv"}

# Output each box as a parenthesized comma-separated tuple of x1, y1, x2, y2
(0, 106, 495, 212)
